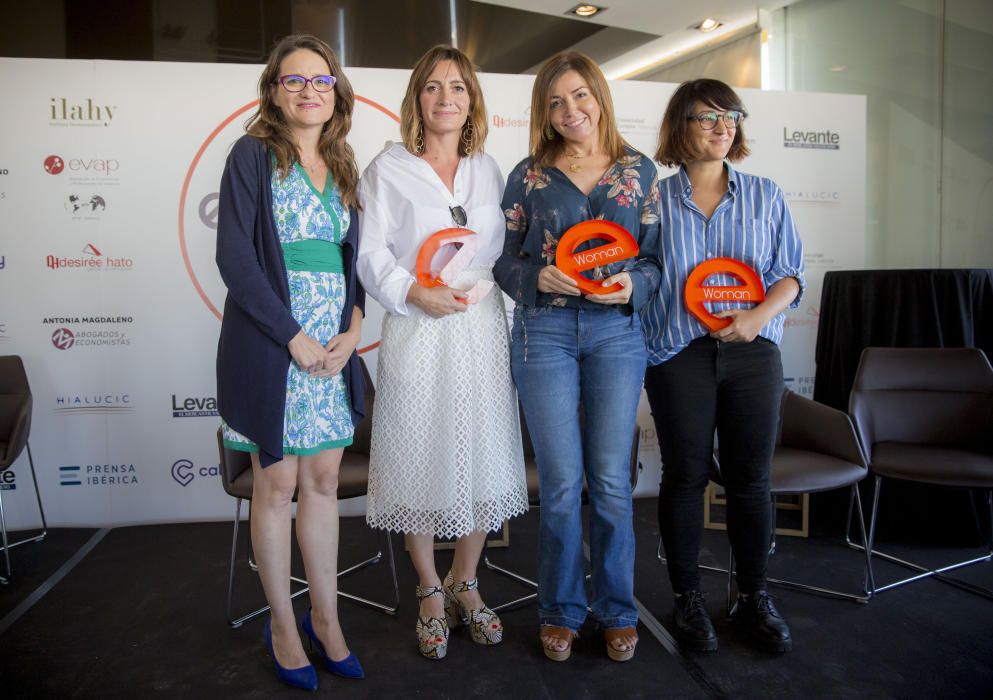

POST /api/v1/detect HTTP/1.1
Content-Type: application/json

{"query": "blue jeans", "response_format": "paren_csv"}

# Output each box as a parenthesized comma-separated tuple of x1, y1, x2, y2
(511, 305, 645, 631)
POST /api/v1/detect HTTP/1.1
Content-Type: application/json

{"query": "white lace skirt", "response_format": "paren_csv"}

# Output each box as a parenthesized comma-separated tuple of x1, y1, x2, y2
(366, 268, 529, 538)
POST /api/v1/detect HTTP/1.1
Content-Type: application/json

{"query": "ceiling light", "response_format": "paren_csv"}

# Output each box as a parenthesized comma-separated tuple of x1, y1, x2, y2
(568, 4, 605, 18)
(695, 18, 722, 33)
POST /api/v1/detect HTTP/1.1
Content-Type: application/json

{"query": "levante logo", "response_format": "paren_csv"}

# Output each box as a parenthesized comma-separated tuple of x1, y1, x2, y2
(171, 394, 218, 418)
(49, 98, 116, 127)
(783, 127, 840, 150)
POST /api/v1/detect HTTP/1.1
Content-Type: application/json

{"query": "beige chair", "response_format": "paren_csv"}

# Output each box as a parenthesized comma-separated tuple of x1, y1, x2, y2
(220, 357, 399, 627)
(0, 355, 48, 585)
(848, 347, 993, 599)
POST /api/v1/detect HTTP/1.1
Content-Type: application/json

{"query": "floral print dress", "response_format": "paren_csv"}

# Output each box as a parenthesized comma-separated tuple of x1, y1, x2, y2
(495, 146, 662, 312)
(222, 162, 354, 454)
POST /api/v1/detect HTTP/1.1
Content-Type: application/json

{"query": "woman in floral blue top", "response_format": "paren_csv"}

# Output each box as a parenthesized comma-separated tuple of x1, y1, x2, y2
(493, 51, 660, 664)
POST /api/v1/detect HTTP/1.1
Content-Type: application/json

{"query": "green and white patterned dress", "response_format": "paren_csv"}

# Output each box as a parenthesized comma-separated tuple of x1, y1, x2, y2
(222, 161, 354, 455)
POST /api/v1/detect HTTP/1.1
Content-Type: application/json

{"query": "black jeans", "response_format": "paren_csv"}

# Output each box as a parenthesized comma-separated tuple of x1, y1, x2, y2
(645, 336, 783, 595)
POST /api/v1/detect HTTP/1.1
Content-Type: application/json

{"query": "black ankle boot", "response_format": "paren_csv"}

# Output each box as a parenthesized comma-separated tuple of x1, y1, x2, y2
(673, 590, 718, 652)
(733, 591, 792, 653)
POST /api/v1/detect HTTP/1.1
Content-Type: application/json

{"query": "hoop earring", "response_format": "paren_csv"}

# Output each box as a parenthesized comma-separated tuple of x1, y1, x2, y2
(414, 123, 424, 155)
(460, 118, 475, 154)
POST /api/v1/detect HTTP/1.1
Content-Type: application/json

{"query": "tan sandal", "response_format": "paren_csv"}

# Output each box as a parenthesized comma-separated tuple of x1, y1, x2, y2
(605, 627, 639, 662)
(540, 625, 577, 662)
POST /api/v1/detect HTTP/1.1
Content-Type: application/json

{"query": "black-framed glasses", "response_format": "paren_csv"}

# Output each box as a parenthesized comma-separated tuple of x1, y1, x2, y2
(450, 205, 467, 228)
(688, 110, 745, 130)
(277, 74, 337, 93)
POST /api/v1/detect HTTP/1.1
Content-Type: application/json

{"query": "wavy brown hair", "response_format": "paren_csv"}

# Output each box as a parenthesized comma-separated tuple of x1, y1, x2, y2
(244, 34, 359, 208)
(529, 51, 625, 168)
(655, 79, 750, 168)
(400, 45, 488, 157)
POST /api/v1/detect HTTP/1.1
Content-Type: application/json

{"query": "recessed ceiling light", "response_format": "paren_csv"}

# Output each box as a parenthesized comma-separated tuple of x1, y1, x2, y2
(695, 18, 722, 33)
(568, 4, 605, 18)
(829, 65, 848, 72)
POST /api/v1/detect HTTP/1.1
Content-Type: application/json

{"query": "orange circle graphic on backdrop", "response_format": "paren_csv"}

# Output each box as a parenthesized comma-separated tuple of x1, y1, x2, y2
(178, 96, 400, 354)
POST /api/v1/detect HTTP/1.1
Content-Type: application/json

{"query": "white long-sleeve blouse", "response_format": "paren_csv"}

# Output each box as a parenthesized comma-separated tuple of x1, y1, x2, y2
(357, 141, 505, 316)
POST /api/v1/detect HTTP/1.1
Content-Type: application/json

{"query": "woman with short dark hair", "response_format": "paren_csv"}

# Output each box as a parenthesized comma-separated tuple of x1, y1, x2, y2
(643, 78, 805, 653)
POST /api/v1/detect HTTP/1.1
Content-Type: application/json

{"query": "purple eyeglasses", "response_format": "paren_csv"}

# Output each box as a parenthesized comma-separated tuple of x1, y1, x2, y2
(276, 74, 336, 93)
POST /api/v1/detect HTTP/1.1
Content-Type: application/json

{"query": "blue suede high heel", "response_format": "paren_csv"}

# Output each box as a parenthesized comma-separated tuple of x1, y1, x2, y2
(302, 608, 365, 679)
(264, 619, 318, 691)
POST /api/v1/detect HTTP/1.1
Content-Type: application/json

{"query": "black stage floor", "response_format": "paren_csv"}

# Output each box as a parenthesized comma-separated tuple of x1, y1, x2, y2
(2, 499, 992, 698)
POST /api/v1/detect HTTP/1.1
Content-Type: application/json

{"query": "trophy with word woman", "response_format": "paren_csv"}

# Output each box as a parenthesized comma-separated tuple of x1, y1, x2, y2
(554, 219, 639, 294)
(683, 258, 765, 330)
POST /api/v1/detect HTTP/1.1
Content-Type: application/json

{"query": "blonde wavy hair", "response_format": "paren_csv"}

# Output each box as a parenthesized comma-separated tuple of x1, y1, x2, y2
(529, 51, 625, 168)
(400, 45, 488, 157)
(244, 34, 359, 209)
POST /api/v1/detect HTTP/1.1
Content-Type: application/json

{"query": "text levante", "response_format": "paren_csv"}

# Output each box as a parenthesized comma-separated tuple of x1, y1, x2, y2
(782, 128, 840, 145)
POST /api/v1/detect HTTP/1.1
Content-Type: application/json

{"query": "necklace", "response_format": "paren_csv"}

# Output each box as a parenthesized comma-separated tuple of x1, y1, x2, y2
(566, 150, 598, 173)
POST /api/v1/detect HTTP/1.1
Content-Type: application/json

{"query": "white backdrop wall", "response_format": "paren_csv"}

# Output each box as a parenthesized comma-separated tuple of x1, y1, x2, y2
(0, 58, 865, 528)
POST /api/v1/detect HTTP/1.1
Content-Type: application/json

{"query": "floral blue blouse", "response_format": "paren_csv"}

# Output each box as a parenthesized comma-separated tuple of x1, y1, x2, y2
(494, 145, 662, 313)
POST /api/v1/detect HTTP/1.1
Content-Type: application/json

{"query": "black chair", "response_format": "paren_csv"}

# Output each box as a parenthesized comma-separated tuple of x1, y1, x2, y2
(658, 389, 874, 611)
(220, 357, 399, 627)
(848, 347, 993, 599)
(0, 355, 48, 584)
(483, 404, 642, 612)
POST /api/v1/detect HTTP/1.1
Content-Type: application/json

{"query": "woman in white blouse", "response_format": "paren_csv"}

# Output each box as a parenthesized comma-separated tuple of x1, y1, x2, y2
(357, 45, 528, 661)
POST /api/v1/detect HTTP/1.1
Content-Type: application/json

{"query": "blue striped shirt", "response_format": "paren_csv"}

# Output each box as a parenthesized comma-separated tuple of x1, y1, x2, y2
(642, 163, 805, 365)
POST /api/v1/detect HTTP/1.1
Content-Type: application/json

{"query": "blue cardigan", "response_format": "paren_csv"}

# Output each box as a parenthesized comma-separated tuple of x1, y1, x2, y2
(215, 135, 366, 467)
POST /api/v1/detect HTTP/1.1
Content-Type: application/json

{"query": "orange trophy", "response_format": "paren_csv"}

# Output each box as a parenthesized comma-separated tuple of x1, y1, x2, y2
(554, 220, 639, 295)
(683, 258, 765, 331)
(415, 228, 493, 303)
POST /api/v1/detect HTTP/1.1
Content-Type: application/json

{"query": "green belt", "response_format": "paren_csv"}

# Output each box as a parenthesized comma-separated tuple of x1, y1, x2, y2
(281, 239, 344, 273)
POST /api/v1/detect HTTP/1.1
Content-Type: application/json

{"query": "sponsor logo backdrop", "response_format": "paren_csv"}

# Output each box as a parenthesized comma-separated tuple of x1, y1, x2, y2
(0, 58, 864, 527)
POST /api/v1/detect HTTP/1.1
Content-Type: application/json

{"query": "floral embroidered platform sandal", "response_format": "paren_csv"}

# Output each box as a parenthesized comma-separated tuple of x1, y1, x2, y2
(415, 584, 450, 660)
(443, 570, 504, 645)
